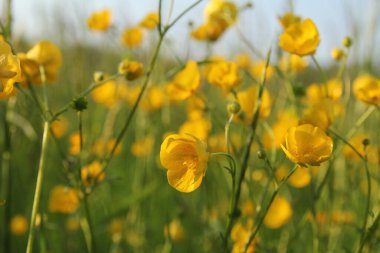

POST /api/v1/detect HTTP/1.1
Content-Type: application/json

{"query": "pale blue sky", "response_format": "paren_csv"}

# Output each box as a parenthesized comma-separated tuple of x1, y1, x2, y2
(2, 0, 379, 65)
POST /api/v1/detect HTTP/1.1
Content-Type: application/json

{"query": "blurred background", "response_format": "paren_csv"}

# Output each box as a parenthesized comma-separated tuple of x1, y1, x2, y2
(2, 0, 380, 66)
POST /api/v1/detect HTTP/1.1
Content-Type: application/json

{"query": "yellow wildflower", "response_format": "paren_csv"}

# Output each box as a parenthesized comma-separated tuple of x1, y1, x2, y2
(353, 74, 380, 105)
(166, 60, 200, 102)
(127, 85, 164, 111)
(51, 117, 68, 138)
(204, 0, 238, 29)
(48, 185, 80, 214)
(10, 215, 28, 235)
(25, 40, 62, 84)
(69, 132, 81, 155)
(91, 78, 128, 107)
(0, 40, 22, 98)
(231, 219, 255, 253)
(278, 12, 301, 29)
(118, 59, 144, 81)
(264, 196, 293, 229)
(160, 134, 209, 192)
(281, 124, 333, 167)
(92, 138, 122, 157)
(237, 85, 271, 123)
(331, 48, 345, 61)
(87, 9, 112, 32)
(279, 18, 320, 56)
(131, 136, 154, 157)
(343, 134, 378, 163)
(139, 12, 159, 30)
(121, 27, 144, 48)
(81, 161, 106, 187)
(164, 220, 185, 241)
(208, 61, 240, 91)
(191, 21, 225, 41)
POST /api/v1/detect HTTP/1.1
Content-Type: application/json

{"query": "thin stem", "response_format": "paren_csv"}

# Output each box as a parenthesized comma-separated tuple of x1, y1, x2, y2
(225, 114, 234, 154)
(26, 121, 50, 253)
(165, 0, 175, 27)
(165, 0, 204, 31)
(243, 165, 298, 252)
(81, 193, 96, 253)
(222, 49, 272, 248)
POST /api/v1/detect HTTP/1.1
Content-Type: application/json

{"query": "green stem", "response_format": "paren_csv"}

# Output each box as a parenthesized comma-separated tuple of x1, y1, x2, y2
(243, 165, 298, 252)
(26, 121, 50, 253)
(225, 114, 234, 154)
(81, 193, 96, 253)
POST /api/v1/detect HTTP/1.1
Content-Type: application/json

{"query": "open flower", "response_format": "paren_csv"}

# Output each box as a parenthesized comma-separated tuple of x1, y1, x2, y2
(87, 9, 112, 32)
(264, 196, 293, 229)
(204, 0, 238, 29)
(166, 60, 200, 102)
(208, 61, 240, 91)
(0, 39, 22, 98)
(24, 40, 62, 84)
(281, 124, 333, 167)
(353, 74, 380, 105)
(121, 27, 144, 48)
(160, 134, 209, 192)
(48, 185, 80, 214)
(279, 18, 320, 56)
(237, 85, 271, 123)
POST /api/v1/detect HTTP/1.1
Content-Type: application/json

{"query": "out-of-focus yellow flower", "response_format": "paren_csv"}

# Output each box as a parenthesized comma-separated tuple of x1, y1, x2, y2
(131, 136, 154, 157)
(300, 99, 342, 130)
(118, 59, 144, 81)
(278, 12, 301, 29)
(0, 40, 22, 98)
(69, 132, 81, 155)
(241, 200, 255, 216)
(109, 218, 124, 237)
(204, 0, 238, 29)
(48, 185, 80, 214)
(139, 12, 159, 30)
(191, 21, 225, 41)
(331, 48, 345, 61)
(353, 74, 380, 105)
(231, 219, 255, 253)
(160, 134, 208, 192)
(25, 40, 62, 84)
(10, 215, 28, 235)
(91, 78, 128, 107)
(276, 165, 311, 188)
(179, 114, 211, 141)
(281, 124, 333, 167)
(92, 138, 122, 157)
(306, 79, 343, 103)
(121, 27, 144, 48)
(331, 211, 355, 224)
(264, 196, 293, 229)
(208, 61, 240, 91)
(262, 110, 298, 149)
(279, 54, 308, 74)
(81, 161, 105, 187)
(235, 53, 252, 69)
(279, 19, 320, 56)
(343, 134, 378, 163)
(127, 85, 165, 111)
(164, 220, 185, 241)
(166, 60, 200, 102)
(51, 117, 68, 138)
(66, 217, 80, 232)
(250, 61, 274, 81)
(17, 52, 39, 87)
(237, 85, 271, 123)
(87, 9, 112, 32)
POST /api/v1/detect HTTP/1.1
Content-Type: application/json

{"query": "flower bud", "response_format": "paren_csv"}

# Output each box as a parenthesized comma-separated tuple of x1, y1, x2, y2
(331, 48, 345, 61)
(227, 101, 240, 114)
(342, 36, 352, 48)
(72, 97, 88, 111)
(93, 71, 105, 83)
(257, 150, 266, 159)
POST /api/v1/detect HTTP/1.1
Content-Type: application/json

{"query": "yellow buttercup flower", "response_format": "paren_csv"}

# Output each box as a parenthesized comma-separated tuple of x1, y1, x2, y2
(51, 117, 68, 138)
(0, 39, 22, 98)
(69, 132, 81, 155)
(300, 99, 342, 130)
(139, 12, 159, 30)
(281, 124, 333, 167)
(208, 61, 240, 91)
(204, 0, 238, 30)
(279, 54, 308, 74)
(121, 27, 144, 48)
(276, 165, 311, 188)
(118, 59, 144, 81)
(91, 78, 128, 107)
(191, 21, 225, 42)
(353, 74, 380, 105)
(250, 61, 274, 81)
(237, 85, 271, 123)
(131, 136, 154, 157)
(166, 60, 200, 102)
(160, 134, 209, 193)
(10, 215, 28, 235)
(87, 9, 112, 32)
(231, 219, 255, 253)
(262, 110, 298, 149)
(48, 185, 80, 214)
(278, 12, 301, 29)
(81, 161, 106, 187)
(264, 196, 293, 229)
(179, 113, 211, 141)
(164, 220, 185, 241)
(279, 18, 320, 56)
(25, 40, 62, 84)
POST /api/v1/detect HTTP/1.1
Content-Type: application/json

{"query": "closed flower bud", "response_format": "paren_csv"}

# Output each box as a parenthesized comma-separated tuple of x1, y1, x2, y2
(227, 101, 240, 114)
(72, 97, 88, 111)
(257, 150, 266, 159)
(93, 71, 105, 83)
(342, 36, 352, 48)
(331, 48, 345, 61)
(118, 60, 144, 81)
